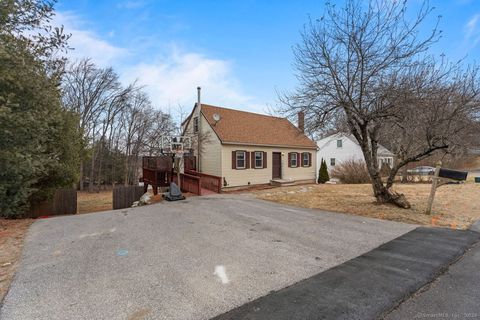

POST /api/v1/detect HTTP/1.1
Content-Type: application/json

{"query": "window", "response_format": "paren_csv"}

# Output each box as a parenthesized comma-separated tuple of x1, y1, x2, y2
(236, 151, 246, 169)
(254, 151, 263, 168)
(302, 152, 309, 167)
(193, 117, 199, 133)
(337, 139, 342, 148)
(330, 158, 336, 166)
(290, 152, 298, 167)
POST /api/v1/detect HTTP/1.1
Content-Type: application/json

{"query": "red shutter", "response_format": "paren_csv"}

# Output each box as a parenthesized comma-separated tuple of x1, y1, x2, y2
(246, 151, 250, 169)
(308, 152, 312, 167)
(263, 152, 267, 168)
(297, 153, 301, 167)
(288, 153, 292, 167)
(251, 152, 256, 169)
(232, 151, 237, 169)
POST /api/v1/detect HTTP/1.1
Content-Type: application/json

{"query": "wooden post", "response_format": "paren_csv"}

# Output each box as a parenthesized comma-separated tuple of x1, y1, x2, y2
(174, 156, 181, 189)
(426, 161, 442, 215)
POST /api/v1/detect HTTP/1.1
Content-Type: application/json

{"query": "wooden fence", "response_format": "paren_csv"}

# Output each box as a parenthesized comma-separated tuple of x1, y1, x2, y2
(29, 188, 77, 218)
(113, 185, 145, 210)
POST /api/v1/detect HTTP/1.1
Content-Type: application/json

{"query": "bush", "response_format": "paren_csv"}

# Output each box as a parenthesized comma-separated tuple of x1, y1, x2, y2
(317, 158, 330, 183)
(330, 159, 370, 184)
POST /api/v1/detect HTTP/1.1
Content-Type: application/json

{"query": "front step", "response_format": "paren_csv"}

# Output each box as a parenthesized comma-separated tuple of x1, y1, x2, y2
(270, 179, 295, 187)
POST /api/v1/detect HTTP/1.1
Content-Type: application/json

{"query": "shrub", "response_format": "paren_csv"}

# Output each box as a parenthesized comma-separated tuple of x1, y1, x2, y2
(317, 158, 330, 183)
(330, 159, 370, 184)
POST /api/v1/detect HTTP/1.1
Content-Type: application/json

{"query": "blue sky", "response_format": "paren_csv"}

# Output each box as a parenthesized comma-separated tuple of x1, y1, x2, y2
(55, 0, 480, 117)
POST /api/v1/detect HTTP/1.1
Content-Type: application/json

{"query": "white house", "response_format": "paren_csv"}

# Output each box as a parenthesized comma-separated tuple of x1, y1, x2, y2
(316, 133, 394, 174)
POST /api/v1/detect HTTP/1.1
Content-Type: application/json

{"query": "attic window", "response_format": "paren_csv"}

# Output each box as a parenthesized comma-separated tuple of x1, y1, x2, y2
(193, 117, 199, 133)
(337, 139, 342, 148)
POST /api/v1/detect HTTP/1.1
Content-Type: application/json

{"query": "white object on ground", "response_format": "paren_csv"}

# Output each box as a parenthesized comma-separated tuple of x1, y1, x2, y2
(214, 265, 230, 284)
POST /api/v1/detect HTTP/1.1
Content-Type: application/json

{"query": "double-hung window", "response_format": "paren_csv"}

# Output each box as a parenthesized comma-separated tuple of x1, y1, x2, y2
(302, 153, 309, 167)
(290, 152, 298, 167)
(254, 151, 263, 168)
(193, 117, 199, 133)
(236, 151, 246, 169)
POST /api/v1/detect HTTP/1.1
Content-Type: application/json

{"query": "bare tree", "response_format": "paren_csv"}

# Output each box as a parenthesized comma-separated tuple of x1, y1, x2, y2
(280, 0, 478, 208)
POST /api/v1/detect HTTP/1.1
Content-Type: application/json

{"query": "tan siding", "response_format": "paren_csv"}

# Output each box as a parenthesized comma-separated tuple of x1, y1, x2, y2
(221, 144, 316, 187)
(199, 114, 222, 176)
(182, 105, 222, 177)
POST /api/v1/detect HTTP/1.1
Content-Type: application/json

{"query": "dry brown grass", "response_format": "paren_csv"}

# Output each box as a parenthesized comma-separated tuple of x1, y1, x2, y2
(254, 182, 480, 229)
(77, 190, 113, 214)
(0, 218, 33, 302)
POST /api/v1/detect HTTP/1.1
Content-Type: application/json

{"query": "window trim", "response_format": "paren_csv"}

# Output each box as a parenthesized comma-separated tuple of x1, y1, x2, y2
(236, 151, 246, 169)
(254, 151, 263, 169)
(336, 139, 342, 148)
(302, 152, 309, 167)
(290, 152, 298, 167)
(330, 158, 336, 166)
(193, 117, 199, 133)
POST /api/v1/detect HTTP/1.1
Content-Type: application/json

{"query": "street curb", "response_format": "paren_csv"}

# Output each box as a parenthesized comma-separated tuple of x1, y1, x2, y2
(469, 220, 480, 233)
(211, 227, 480, 320)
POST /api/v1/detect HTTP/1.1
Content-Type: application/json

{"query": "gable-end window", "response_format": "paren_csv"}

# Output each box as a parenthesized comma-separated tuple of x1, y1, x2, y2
(236, 151, 246, 169)
(302, 152, 309, 167)
(193, 117, 199, 133)
(337, 139, 342, 148)
(290, 152, 298, 167)
(254, 151, 263, 168)
(330, 158, 336, 166)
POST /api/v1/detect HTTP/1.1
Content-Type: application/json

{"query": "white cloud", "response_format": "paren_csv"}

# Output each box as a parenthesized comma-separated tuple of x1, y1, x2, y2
(464, 13, 480, 48)
(52, 11, 264, 117)
(122, 47, 263, 112)
(53, 11, 128, 66)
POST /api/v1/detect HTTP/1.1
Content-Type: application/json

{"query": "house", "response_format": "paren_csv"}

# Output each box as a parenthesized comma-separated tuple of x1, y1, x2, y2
(182, 101, 317, 188)
(316, 133, 394, 173)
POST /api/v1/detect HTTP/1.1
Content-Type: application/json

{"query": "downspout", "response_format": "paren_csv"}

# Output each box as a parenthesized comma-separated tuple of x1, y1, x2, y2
(197, 86, 202, 172)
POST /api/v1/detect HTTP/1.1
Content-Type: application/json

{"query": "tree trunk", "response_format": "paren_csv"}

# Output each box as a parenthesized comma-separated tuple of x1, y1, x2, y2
(370, 174, 411, 209)
(89, 147, 95, 192)
(79, 161, 84, 191)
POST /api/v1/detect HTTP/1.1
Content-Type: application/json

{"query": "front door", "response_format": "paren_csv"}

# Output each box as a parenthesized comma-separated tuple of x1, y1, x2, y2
(272, 152, 282, 179)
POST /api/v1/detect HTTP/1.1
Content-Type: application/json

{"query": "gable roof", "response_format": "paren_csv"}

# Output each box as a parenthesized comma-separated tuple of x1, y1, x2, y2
(199, 104, 317, 149)
(318, 133, 394, 157)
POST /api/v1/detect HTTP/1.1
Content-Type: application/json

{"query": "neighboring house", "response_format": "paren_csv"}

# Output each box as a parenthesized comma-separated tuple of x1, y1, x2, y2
(182, 103, 317, 188)
(316, 133, 394, 173)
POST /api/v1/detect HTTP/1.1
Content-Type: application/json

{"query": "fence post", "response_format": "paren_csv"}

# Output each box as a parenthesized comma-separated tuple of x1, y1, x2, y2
(426, 161, 442, 215)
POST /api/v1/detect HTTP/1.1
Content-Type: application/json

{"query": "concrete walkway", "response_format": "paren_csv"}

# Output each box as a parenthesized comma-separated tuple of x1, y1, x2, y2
(0, 194, 414, 320)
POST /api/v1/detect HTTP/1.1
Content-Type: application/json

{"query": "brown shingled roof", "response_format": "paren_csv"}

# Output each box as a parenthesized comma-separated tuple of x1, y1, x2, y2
(200, 104, 317, 149)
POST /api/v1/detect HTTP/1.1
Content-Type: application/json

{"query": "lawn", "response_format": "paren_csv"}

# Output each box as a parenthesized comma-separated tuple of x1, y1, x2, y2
(254, 182, 480, 229)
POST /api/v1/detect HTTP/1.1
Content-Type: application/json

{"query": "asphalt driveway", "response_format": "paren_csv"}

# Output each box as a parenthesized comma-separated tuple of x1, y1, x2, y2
(0, 194, 415, 320)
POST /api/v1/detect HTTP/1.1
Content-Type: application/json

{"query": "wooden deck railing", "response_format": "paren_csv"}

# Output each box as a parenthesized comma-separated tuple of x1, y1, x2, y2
(186, 170, 222, 194)
(174, 173, 201, 195)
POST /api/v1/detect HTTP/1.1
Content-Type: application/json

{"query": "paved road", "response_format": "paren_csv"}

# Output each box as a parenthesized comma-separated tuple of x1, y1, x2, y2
(385, 242, 480, 320)
(0, 194, 414, 320)
(212, 227, 480, 320)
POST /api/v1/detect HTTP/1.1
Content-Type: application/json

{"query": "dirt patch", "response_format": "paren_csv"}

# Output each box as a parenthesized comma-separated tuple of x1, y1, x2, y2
(254, 183, 480, 229)
(0, 218, 33, 302)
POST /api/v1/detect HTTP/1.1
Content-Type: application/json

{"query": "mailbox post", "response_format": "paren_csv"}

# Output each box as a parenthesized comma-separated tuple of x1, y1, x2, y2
(425, 161, 442, 215)
(425, 161, 468, 215)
